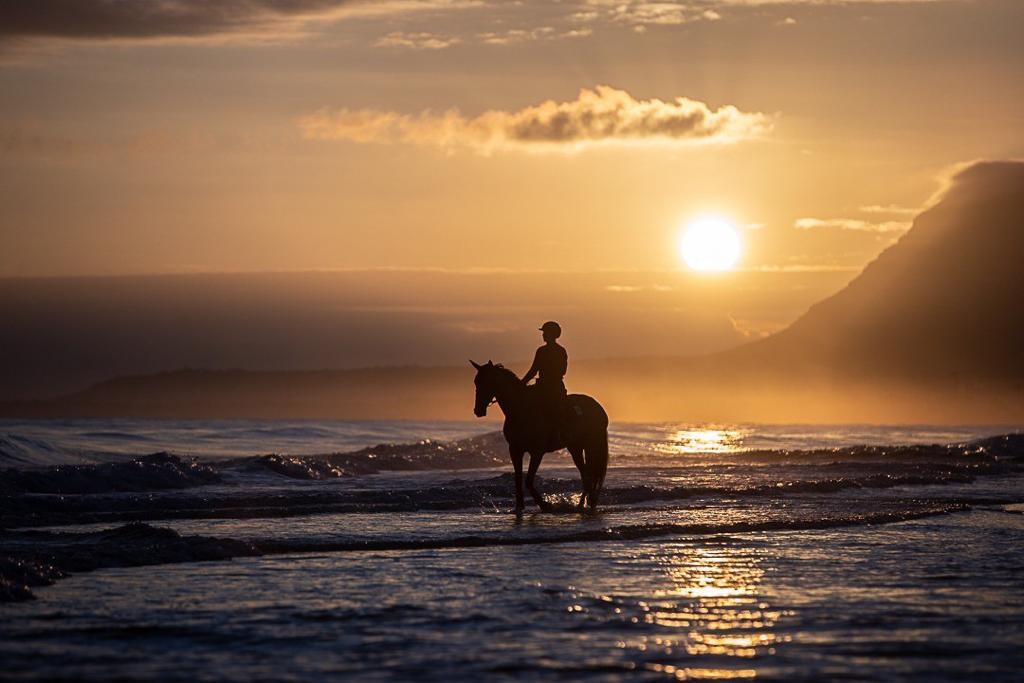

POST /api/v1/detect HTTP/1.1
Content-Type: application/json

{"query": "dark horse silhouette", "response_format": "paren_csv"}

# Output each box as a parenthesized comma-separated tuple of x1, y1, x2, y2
(471, 360, 609, 512)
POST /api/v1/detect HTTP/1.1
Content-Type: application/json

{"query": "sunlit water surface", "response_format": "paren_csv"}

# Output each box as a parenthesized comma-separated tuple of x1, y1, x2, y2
(2, 419, 1023, 681)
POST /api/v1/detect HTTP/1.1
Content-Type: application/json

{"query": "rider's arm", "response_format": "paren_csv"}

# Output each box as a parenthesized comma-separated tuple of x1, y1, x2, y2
(522, 349, 541, 384)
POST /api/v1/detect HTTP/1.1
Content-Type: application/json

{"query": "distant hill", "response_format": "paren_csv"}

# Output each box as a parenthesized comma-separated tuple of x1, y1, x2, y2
(5, 161, 1023, 423)
(724, 160, 1024, 385)
(0, 367, 468, 421)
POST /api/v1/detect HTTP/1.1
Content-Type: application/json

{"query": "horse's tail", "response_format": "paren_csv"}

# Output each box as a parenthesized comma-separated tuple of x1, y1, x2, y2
(586, 428, 609, 507)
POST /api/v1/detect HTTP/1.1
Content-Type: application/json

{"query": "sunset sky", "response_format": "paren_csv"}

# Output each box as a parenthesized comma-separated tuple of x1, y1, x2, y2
(1, 1, 1023, 390)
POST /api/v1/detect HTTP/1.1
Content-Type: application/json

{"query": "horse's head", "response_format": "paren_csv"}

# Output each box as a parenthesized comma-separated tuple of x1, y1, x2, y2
(470, 359, 499, 417)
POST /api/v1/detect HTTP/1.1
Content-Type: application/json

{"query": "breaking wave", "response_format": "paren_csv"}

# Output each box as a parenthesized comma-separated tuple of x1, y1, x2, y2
(237, 431, 507, 480)
(0, 432, 82, 468)
(3, 432, 1020, 495)
(0, 453, 222, 495)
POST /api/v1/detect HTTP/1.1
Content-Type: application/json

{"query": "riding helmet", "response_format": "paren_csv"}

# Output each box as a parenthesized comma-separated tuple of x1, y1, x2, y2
(539, 321, 562, 338)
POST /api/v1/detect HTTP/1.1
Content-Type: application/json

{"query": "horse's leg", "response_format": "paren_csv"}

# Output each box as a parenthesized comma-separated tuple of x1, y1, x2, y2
(525, 451, 552, 512)
(584, 430, 609, 510)
(511, 449, 525, 514)
(567, 445, 587, 510)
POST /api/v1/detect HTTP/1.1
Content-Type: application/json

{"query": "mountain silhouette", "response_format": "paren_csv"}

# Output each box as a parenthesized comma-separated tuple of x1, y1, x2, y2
(723, 160, 1024, 387)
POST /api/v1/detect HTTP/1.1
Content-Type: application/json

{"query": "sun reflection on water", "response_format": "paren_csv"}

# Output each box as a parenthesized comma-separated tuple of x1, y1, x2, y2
(658, 545, 784, 659)
(660, 426, 750, 455)
(595, 541, 791, 679)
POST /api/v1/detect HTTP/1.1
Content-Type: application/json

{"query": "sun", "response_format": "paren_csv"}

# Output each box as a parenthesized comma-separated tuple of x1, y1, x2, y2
(679, 216, 742, 272)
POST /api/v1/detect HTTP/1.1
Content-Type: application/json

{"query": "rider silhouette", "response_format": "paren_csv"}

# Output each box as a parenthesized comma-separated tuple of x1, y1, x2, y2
(522, 321, 568, 439)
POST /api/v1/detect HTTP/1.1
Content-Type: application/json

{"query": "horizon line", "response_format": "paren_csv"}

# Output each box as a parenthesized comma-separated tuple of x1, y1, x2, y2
(0, 264, 860, 281)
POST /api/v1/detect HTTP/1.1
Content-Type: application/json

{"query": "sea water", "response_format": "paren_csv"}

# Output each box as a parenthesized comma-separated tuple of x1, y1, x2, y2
(1, 419, 1023, 681)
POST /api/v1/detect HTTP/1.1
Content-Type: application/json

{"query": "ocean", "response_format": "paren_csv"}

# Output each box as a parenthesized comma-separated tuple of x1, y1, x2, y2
(2, 418, 1023, 681)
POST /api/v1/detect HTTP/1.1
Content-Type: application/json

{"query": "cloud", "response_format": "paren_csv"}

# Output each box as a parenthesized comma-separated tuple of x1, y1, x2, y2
(791, 204, 920, 236)
(605, 284, 676, 292)
(582, 0, 946, 29)
(300, 85, 771, 153)
(0, 0, 950, 47)
(858, 204, 920, 216)
(477, 26, 592, 45)
(794, 217, 911, 233)
(0, 0, 478, 42)
(585, 1, 717, 27)
(375, 31, 459, 49)
(920, 159, 1024, 214)
(750, 264, 861, 272)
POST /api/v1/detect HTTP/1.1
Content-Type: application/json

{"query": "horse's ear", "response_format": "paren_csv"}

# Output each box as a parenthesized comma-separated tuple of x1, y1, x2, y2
(470, 359, 482, 370)
(486, 360, 493, 367)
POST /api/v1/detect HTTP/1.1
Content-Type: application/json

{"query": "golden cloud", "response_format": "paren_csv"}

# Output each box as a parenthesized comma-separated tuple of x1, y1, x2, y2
(300, 85, 772, 153)
(375, 31, 460, 50)
(794, 217, 911, 233)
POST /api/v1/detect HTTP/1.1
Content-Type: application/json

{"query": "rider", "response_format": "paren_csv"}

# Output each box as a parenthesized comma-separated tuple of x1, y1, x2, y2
(522, 321, 568, 438)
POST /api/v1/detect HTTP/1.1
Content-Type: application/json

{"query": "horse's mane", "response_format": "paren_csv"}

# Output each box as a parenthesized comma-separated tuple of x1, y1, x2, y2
(489, 363, 519, 382)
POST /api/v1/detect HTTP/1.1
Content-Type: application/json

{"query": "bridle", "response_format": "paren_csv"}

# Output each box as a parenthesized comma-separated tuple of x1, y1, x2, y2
(474, 365, 512, 412)
(478, 383, 499, 410)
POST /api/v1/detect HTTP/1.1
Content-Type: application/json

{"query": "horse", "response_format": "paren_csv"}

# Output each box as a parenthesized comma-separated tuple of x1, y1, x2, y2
(470, 360, 609, 513)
